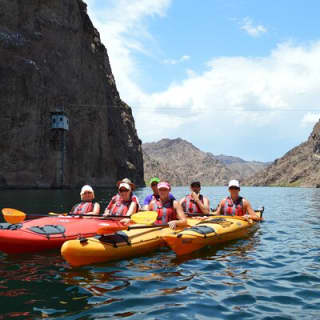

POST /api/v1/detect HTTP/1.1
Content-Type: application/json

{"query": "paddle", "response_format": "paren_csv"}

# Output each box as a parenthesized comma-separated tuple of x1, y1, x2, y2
(97, 211, 158, 234)
(186, 207, 264, 220)
(2, 208, 26, 224)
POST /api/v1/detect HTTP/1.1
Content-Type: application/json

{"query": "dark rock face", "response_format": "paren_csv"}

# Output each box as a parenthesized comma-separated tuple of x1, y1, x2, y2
(0, 0, 144, 188)
(143, 138, 268, 186)
(244, 119, 320, 187)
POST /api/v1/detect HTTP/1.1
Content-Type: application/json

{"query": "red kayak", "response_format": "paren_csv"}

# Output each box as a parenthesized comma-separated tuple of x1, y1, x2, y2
(0, 215, 127, 254)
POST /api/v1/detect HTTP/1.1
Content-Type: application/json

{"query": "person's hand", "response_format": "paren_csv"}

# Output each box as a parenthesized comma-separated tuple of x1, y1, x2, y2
(120, 218, 131, 225)
(168, 221, 178, 230)
(191, 192, 199, 201)
(243, 214, 250, 221)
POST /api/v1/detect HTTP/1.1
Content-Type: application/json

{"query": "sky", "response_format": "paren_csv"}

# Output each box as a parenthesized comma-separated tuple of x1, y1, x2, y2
(85, 0, 320, 162)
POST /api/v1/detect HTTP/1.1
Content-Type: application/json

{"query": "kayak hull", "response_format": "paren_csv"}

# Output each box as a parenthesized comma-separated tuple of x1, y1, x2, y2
(61, 218, 201, 267)
(163, 216, 260, 256)
(0, 216, 126, 254)
(61, 227, 166, 267)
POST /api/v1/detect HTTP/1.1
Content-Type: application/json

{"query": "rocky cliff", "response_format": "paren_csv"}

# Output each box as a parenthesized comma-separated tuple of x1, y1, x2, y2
(244, 120, 320, 187)
(143, 138, 268, 186)
(0, 0, 144, 188)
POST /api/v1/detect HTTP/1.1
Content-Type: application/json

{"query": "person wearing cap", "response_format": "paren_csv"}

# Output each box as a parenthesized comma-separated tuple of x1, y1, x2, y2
(148, 181, 187, 230)
(214, 180, 259, 220)
(180, 181, 210, 215)
(103, 178, 139, 217)
(143, 177, 175, 210)
(70, 185, 100, 216)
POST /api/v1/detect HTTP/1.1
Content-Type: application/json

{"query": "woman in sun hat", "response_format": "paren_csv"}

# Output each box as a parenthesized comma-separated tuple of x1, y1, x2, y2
(142, 177, 175, 210)
(103, 178, 140, 216)
(148, 181, 187, 230)
(70, 185, 100, 215)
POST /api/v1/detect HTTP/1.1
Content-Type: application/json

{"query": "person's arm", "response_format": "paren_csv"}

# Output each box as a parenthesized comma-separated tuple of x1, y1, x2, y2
(244, 200, 260, 221)
(212, 200, 223, 215)
(85, 202, 100, 216)
(126, 202, 137, 217)
(142, 195, 151, 211)
(168, 201, 187, 230)
(179, 197, 186, 206)
(103, 199, 113, 216)
(190, 193, 210, 214)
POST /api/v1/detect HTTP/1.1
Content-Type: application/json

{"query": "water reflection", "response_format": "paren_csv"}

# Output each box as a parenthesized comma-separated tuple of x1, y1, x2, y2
(0, 187, 320, 319)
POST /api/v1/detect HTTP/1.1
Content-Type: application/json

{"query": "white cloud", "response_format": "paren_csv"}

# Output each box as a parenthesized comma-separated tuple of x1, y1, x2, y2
(163, 55, 190, 65)
(240, 17, 267, 37)
(86, 1, 320, 159)
(301, 113, 320, 126)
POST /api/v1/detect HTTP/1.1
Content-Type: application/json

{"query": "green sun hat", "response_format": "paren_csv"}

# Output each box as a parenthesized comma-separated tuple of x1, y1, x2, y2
(149, 177, 160, 185)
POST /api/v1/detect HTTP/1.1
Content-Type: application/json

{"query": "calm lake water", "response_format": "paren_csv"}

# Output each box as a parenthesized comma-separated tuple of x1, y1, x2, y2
(0, 186, 320, 319)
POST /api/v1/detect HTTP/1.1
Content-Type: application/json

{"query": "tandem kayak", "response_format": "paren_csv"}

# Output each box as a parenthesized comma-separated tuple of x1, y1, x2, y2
(0, 216, 127, 254)
(61, 218, 201, 267)
(162, 214, 262, 256)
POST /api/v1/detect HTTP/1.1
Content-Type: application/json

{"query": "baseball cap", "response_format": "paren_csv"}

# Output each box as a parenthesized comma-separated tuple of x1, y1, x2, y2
(157, 181, 171, 190)
(228, 180, 240, 188)
(149, 177, 160, 185)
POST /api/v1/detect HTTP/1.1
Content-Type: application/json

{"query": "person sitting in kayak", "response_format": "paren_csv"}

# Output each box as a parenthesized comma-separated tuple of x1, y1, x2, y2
(148, 181, 187, 230)
(179, 181, 210, 215)
(143, 177, 175, 210)
(214, 180, 259, 220)
(70, 185, 100, 216)
(103, 179, 139, 217)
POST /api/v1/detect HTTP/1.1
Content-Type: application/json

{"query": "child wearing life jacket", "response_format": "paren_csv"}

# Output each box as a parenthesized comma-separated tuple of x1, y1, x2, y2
(70, 185, 100, 216)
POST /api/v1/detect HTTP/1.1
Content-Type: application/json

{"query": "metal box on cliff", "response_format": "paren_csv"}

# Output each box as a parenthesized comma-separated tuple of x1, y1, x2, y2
(51, 112, 69, 130)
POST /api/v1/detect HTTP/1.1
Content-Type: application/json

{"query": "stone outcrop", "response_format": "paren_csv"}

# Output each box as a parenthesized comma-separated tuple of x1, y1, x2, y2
(244, 119, 320, 187)
(0, 0, 144, 188)
(143, 138, 268, 186)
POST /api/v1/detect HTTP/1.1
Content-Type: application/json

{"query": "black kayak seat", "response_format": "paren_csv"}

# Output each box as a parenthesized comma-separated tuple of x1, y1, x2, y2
(198, 218, 226, 225)
(98, 231, 130, 248)
(28, 225, 66, 239)
(178, 225, 215, 238)
(0, 223, 23, 230)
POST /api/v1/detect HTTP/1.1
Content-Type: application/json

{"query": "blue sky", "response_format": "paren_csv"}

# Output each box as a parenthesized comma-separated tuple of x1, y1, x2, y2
(86, 0, 320, 161)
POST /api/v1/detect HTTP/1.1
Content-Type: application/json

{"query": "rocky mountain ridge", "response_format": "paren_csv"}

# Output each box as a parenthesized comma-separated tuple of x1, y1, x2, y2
(143, 138, 268, 186)
(0, 0, 144, 188)
(244, 120, 320, 187)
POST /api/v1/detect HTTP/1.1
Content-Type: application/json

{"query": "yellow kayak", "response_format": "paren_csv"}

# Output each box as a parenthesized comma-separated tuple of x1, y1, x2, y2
(61, 218, 200, 267)
(162, 214, 262, 256)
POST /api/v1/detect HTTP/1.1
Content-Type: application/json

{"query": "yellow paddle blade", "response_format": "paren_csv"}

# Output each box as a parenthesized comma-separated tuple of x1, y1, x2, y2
(130, 211, 158, 225)
(48, 212, 67, 216)
(2, 208, 26, 224)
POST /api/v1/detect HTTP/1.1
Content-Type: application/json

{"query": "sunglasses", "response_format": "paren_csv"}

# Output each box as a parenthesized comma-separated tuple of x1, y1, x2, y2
(151, 183, 158, 187)
(229, 187, 240, 190)
(119, 189, 129, 192)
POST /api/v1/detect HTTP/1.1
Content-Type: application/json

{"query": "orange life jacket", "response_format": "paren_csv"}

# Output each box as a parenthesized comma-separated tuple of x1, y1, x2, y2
(152, 199, 177, 224)
(70, 201, 94, 215)
(221, 196, 244, 216)
(182, 194, 204, 214)
(108, 194, 138, 216)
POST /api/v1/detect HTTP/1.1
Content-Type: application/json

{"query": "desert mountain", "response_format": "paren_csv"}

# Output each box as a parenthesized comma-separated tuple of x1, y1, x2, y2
(244, 119, 320, 187)
(143, 138, 268, 186)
